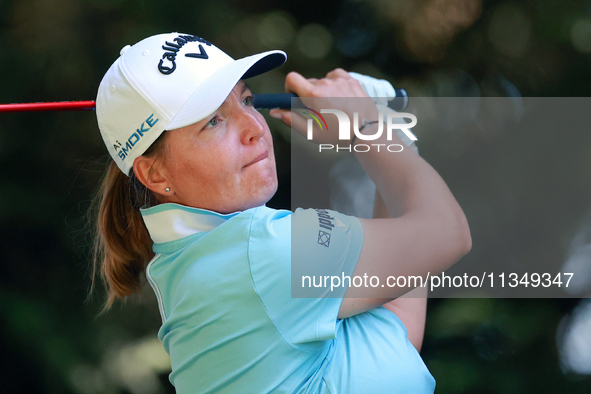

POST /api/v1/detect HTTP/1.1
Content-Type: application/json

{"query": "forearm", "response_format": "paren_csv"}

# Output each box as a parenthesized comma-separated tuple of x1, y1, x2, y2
(355, 127, 456, 218)
(374, 190, 428, 351)
(383, 289, 427, 352)
(354, 125, 471, 273)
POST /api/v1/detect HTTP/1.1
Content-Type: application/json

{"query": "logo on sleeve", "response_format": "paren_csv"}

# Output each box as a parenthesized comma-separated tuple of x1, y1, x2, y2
(315, 209, 335, 248)
(318, 231, 331, 247)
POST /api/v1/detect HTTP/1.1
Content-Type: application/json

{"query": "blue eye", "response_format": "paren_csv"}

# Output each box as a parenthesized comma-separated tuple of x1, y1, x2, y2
(243, 96, 253, 106)
(207, 116, 219, 127)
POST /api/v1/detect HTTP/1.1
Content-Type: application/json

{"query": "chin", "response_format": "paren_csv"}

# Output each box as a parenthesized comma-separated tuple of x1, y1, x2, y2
(256, 181, 279, 207)
(246, 177, 278, 210)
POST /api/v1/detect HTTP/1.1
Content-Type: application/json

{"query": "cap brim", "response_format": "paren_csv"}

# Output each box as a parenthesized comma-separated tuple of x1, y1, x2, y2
(167, 50, 287, 131)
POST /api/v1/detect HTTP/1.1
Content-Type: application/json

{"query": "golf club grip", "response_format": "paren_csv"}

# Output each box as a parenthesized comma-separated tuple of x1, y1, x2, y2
(252, 89, 409, 111)
(252, 94, 301, 110)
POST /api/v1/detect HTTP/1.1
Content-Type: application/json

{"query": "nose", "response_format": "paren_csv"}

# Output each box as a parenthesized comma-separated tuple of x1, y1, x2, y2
(237, 106, 266, 145)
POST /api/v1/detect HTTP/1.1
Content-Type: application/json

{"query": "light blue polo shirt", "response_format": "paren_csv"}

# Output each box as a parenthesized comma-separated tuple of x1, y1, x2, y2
(142, 203, 435, 393)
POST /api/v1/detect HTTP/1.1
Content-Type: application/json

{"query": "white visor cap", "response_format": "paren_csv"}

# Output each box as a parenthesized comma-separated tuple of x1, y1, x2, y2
(96, 33, 287, 175)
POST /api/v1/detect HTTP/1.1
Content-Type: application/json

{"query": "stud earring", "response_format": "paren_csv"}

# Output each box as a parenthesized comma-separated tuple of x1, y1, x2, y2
(165, 187, 170, 193)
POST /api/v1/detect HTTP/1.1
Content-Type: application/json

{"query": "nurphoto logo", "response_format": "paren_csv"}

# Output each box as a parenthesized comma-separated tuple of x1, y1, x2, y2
(302, 108, 418, 153)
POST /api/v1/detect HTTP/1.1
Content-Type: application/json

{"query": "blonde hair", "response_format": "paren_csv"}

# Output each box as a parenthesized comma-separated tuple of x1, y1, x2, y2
(90, 133, 167, 311)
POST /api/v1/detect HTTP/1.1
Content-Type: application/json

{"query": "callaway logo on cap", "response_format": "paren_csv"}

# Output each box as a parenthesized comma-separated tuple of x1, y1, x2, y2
(96, 32, 287, 176)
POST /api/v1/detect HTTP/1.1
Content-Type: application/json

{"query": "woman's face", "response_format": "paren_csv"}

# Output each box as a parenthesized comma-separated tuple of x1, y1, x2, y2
(158, 81, 278, 213)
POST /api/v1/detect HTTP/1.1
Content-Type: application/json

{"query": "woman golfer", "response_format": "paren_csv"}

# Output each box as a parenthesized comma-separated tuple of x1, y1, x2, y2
(92, 32, 471, 393)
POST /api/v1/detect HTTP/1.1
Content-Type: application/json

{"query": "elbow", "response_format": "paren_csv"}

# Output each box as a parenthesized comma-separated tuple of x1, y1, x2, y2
(454, 211, 472, 259)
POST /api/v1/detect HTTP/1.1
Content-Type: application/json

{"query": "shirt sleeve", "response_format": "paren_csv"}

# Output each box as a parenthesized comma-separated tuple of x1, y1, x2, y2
(248, 207, 363, 348)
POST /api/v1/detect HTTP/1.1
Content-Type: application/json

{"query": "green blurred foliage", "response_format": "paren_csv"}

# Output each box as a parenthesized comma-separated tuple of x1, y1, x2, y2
(1, 0, 591, 392)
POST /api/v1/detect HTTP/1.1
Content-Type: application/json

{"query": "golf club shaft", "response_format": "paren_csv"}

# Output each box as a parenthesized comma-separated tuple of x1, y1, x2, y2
(0, 100, 97, 112)
(0, 89, 409, 113)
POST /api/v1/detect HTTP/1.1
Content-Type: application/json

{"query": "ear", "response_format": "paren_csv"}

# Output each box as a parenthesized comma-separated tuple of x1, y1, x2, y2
(133, 155, 169, 196)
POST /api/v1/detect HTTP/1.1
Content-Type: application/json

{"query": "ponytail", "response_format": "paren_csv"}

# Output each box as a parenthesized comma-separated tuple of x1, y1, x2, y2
(90, 134, 166, 311)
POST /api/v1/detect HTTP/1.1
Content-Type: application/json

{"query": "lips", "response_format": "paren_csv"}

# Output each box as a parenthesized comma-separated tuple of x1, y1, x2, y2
(245, 151, 268, 167)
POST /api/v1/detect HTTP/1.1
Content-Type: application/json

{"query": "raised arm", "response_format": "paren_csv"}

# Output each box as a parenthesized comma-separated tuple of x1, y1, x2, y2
(271, 69, 471, 321)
